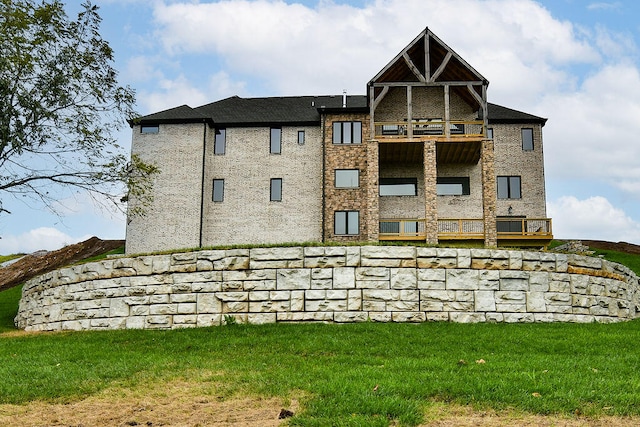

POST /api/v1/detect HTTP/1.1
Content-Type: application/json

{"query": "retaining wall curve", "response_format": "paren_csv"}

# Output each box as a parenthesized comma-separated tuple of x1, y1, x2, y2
(15, 246, 640, 331)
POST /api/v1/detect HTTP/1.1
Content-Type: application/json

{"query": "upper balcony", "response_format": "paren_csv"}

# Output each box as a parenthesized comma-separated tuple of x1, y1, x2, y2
(375, 119, 486, 164)
(374, 119, 485, 142)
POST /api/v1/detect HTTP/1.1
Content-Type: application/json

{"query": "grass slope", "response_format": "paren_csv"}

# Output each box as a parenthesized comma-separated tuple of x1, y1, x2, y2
(0, 284, 21, 332)
(1, 321, 640, 426)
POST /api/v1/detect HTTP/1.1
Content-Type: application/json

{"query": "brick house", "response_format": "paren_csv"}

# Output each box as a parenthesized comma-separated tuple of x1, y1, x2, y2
(126, 28, 552, 254)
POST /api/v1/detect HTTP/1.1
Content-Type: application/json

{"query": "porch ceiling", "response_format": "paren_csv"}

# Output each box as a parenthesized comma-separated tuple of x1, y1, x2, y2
(379, 142, 424, 163)
(437, 141, 481, 164)
(379, 141, 481, 164)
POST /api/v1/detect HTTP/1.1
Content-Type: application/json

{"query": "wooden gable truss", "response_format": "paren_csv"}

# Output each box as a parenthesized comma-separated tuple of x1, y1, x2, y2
(368, 28, 489, 142)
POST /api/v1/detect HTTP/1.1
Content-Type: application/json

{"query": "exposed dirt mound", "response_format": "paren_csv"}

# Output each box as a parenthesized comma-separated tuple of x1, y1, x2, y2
(581, 240, 640, 255)
(0, 236, 124, 292)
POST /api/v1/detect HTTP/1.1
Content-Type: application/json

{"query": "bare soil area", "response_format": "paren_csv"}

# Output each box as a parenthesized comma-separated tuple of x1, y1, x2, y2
(0, 236, 124, 292)
(1, 383, 639, 427)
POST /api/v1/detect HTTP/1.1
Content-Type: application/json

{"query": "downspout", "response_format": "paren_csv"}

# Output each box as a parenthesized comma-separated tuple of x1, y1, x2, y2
(199, 122, 207, 248)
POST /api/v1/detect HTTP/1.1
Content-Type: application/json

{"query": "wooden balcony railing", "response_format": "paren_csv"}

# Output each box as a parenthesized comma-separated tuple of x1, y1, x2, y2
(378, 218, 553, 241)
(379, 219, 426, 240)
(374, 120, 485, 141)
(496, 218, 553, 238)
(438, 219, 484, 239)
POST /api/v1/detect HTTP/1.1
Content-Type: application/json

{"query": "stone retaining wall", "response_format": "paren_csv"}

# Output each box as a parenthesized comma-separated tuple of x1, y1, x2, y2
(15, 246, 640, 331)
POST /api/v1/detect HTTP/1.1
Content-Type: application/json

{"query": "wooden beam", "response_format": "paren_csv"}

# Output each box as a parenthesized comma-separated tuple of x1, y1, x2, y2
(429, 51, 452, 82)
(424, 33, 430, 80)
(466, 84, 484, 106)
(372, 86, 389, 111)
(403, 53, 426, 82)
(371, 81, 485, 88)
(407, 86, 413, 138)
(444, 84, 450, 139)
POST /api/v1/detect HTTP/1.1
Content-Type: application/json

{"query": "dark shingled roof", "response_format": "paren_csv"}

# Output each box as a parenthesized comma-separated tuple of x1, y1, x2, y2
(131, 105, 213, 126)
(132, 95, 546, 127)
(487, 103, 547, 125)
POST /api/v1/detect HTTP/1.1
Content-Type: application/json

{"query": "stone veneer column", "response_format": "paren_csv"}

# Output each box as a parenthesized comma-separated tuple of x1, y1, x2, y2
(366, 140, 379, 241)
(482, 139, 497, 247)
(323, 113, 371, 243)
(423, 140, 438, 244)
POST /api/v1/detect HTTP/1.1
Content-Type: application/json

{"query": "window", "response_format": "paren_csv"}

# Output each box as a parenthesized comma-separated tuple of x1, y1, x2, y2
(522, 128, 533, 151)
(335, 169, 359, 188)
(270, 178, 282, 202)
(437, 177, 470, 196)
(379, 178, 417, 196)
(487, 128, 493, 139)
(333, 121, 362, 144)
(497, 176, 521, 199)
(140, 125, 159, 134)
(212, 179, 224, 202)
(270, 127, 281, 154)
(334, 211, 359, 235)
(298, 130, 305, 145)
(214, 128, 226, 155)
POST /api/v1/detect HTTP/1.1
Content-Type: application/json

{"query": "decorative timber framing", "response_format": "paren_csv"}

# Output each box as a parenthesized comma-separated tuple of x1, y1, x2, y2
(367, 27, 496, 246)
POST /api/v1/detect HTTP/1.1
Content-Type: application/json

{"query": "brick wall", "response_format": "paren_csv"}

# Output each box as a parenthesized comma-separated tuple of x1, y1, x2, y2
(201, 126, 323, 246)
(126, 123, 206, 254)
(492, 123, 547, 218)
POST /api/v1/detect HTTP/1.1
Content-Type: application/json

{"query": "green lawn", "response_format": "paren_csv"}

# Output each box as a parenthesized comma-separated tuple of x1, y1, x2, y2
(1, 321, 640, 426)
(0, 284, 21, 333)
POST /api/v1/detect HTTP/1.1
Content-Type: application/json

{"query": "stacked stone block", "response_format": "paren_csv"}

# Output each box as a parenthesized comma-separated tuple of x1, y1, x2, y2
(15, 247, 640, 331)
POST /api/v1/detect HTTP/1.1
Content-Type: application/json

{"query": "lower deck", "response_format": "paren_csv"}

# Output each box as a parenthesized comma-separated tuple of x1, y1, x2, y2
(379, 218, 553, 248)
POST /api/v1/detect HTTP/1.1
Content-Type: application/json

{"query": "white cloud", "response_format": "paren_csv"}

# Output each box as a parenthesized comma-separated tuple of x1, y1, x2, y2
(139, 74, 211, 113)
(149, 0, 599, 99)
(540, 63, 640, 195)
(0, 228, 92, 255)
(548, 196, 640, 243)
(587, 2, 622, 11)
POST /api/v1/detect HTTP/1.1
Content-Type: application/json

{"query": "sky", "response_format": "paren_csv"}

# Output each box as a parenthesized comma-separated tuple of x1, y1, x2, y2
(2, 0, 640, 253)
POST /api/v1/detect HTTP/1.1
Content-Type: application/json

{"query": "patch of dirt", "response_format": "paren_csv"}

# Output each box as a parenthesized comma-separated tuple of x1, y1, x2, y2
(1, 382, 639, 427)
(0, 236, 124, 292)
(0, 380, 296, 427)
(420, 404, 640, 426)
(581, 240, 640, 255)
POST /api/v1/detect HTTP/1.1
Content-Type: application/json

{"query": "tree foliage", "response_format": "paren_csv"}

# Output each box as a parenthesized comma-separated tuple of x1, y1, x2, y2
(0, 0, 157, 216)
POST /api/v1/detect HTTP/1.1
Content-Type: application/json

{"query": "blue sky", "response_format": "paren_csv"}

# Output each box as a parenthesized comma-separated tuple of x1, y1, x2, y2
(2, 0, 640, 253)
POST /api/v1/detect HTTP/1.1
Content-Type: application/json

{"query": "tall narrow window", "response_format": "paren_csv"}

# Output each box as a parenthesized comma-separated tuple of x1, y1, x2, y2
(334, 211, 359, 235)
(497, 176, 521, 199)
(270, 127, 281, 154)
(487, 128, 494, 139)
(298, 130, 305, 145)
(332, 121, 362, 144)
(212, 179, 224, 202)
(335, 169, 359, 188)
(214, 128, 226, 155)
(270, 178, 282, 202)
(522, 128, 533, 151)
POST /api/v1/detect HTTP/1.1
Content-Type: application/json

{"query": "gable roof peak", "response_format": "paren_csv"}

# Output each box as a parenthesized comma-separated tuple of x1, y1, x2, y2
(369, 27, 488, 87)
